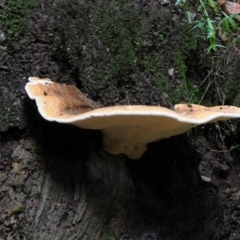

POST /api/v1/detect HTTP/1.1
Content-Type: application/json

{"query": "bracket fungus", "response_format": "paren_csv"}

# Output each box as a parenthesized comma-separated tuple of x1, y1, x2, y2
(25, 77, 240, 159)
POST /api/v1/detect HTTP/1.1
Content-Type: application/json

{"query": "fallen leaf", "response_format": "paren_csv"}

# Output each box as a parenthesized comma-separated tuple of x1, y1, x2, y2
(218, 0, 240, 20)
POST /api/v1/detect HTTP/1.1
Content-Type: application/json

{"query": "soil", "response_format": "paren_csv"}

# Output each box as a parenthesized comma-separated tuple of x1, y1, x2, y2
(1, 0, 240, 239)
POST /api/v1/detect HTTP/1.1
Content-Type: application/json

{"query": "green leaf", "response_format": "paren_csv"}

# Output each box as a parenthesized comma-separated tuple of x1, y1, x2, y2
(230, 144, 240, 151)
(208, 0, 217, 12)
(175, 0, 185, 6)
(222, 17, 230, 34)
(229, 17, 237, 30)
(186, 11, 193, 23)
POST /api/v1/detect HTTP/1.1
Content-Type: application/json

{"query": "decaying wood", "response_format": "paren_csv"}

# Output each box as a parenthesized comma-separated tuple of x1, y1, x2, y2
(0, 124, 224, 239)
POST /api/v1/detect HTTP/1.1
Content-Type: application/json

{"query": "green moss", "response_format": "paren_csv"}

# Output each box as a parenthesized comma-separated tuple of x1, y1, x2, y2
(174, 50, 187, 80)
(224, 78, 240, 104)
(170, 80, 203, 104)
(168, 28, 198, 104)
(84, 1, 167, 89)
(88, 1, 143, 85)
(221, 56, 240, 105)
(0, 0, 37, 39)
(170, 82, 188, 104)
(50, 1, 199, 106)
(84, 2, 200, 105)
(99, 227, 116, 240)
(233, 93, 240, 107)
(11, 205, 25, 215)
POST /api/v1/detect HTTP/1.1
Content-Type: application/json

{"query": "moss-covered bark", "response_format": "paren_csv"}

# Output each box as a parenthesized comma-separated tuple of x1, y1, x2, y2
(1, 1, 240, 239)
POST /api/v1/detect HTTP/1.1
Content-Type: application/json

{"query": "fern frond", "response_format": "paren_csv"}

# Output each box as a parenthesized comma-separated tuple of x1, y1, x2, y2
(221, 17, 230, 34)
(229, 17, 237, 31)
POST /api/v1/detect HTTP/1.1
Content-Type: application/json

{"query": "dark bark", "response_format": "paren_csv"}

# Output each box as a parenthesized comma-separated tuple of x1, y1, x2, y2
(1, 124, 134, 239)
(1, 0, 240, 239)
(0, 123, 225, 239)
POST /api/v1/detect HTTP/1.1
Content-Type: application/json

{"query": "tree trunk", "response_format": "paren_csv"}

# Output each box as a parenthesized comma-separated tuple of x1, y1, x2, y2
(1, 0, 240, 239)
(0, 122, 224, 239)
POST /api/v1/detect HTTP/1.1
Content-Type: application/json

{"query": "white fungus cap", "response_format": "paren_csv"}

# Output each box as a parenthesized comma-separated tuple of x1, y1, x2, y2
(25, 77, 240, 159)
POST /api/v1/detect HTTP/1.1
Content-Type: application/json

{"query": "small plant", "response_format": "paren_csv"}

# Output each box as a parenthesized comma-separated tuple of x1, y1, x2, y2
(220, 12, 237, 43)
(175, 0, 239, 53)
